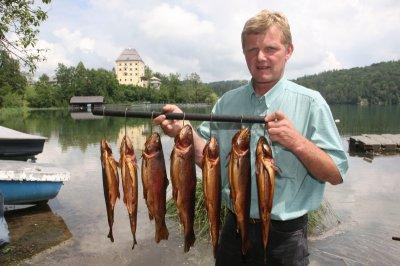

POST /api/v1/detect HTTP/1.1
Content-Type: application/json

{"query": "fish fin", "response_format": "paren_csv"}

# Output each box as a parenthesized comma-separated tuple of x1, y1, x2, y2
(148, 211, 154, 220)
(184, 230, 196, 253)
(155, 221, 169, 243)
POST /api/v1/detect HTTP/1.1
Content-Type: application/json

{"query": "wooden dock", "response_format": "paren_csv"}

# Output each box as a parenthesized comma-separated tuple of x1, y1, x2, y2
(349, 134, 400, 154)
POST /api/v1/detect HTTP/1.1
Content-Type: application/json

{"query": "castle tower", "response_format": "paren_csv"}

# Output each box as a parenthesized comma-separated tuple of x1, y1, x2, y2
(115, 48, 145, 87)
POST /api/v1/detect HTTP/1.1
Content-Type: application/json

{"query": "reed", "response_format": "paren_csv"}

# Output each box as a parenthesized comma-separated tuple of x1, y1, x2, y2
(166, 179, 228, 240)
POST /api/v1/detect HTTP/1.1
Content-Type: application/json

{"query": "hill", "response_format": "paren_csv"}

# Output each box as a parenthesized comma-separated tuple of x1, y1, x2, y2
(208, 61, 400, 105)
(294, 60, 400, 105)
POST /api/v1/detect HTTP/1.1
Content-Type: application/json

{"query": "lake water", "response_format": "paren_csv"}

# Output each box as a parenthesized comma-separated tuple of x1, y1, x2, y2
(1, 104, 400, 265)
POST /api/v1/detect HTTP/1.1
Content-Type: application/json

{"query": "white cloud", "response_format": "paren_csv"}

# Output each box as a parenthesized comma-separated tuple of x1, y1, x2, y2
(53, 28, 95, 53)
(139, 3, 215, 40)
(34, 0, 400, 82)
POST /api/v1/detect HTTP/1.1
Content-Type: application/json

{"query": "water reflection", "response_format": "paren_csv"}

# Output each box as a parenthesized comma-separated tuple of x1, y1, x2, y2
(1, 204, 72, 264)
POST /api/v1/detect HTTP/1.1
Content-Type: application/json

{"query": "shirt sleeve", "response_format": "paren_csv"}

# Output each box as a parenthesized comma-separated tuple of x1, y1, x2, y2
(308, 95, 349, 180)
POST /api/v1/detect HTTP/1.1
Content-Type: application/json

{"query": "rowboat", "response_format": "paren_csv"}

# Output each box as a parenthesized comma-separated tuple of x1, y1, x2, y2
(0, 126, 46, 157)
(0, 160, 70, 205)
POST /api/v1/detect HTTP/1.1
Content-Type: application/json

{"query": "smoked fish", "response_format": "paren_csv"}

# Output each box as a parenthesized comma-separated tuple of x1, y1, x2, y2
(201, 136, 221, 258)
(228, 128, 251, 255)
(141, 132, 169, 243)
(255, 136, 276, 256)
(100, 139, 120, 243)
(120, 135, 138, 249)
(170, 125, 196, 252)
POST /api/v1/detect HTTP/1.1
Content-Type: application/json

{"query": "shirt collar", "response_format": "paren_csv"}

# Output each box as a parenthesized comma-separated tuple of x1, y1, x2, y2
(246, 76, 286, 108)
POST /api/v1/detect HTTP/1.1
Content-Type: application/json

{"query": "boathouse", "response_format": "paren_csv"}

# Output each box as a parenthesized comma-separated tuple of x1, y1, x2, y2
(69, 96, 104, 111)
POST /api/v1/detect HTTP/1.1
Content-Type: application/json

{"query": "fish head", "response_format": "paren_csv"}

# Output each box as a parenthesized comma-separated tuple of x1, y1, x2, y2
(120, 135, 135, 155)
(234, 128, 250, 151)
(145, 132, 162, 154)
(257, 136, 273, 158)
(101, 139, 112, 154)
(175, 125, 193, 148)
(206, 136, 219, 160)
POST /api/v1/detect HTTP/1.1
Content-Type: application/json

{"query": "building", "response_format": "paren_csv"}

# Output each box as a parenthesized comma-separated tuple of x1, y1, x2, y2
(115, 48, 145, 87)
(69, 96, 104, 112)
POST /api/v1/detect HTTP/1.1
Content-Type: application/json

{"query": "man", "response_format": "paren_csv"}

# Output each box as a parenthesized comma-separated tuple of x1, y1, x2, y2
(154, 9, 348, 265)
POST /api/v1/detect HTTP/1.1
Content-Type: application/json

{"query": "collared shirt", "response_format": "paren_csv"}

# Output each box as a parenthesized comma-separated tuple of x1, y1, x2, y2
(197, 77, 348, 221)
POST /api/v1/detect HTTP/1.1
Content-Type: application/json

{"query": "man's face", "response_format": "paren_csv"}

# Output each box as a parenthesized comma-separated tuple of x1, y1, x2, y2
(243, 25, 293, 89)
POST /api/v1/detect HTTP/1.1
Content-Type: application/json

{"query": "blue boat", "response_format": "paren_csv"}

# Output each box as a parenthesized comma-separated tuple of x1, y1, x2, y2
(0, 160, 70, 205)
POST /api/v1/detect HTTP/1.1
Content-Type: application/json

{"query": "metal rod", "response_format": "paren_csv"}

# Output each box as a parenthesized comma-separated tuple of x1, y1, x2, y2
(92, 105, 266, 124)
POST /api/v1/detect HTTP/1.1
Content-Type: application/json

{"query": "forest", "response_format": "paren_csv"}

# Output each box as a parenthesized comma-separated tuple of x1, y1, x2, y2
(0, 51, 218, 108)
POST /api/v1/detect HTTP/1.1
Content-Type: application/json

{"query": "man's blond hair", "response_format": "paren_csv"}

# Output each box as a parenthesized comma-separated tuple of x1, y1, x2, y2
(241, 10, 292, 50)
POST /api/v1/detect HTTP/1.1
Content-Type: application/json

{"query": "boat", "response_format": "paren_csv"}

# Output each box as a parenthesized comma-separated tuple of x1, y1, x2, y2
(0, 160, 70, 205)
(0, 126, 46, 157)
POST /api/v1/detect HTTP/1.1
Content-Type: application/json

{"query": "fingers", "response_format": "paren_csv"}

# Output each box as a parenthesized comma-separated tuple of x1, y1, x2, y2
(265, 110, 286, 122)
(153, 114, 166, 125)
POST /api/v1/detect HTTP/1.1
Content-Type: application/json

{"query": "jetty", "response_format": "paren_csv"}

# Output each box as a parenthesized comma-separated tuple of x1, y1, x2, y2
(349, 134, 400, 154)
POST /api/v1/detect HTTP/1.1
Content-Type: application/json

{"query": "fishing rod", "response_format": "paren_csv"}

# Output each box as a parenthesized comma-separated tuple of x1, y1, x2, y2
(92, 105, 266, 124)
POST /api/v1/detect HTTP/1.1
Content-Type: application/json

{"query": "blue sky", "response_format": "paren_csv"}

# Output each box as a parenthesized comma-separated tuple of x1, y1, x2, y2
(35, 0, 400, 82)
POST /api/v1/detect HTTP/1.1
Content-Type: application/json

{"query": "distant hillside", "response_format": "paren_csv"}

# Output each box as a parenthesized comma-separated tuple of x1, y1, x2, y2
(294, 60, 400, 105)
(207, 80, 248, 96)
(208, 61, 400, 105)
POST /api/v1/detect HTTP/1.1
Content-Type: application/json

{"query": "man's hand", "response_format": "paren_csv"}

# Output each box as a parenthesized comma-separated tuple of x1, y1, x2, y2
(265, 111, 305, 151)
(153, 104, 186, 138)
(265, 111, 342, 185)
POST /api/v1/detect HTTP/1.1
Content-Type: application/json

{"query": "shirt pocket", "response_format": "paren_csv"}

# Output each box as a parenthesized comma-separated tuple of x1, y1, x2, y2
(273, 144, 302, 180)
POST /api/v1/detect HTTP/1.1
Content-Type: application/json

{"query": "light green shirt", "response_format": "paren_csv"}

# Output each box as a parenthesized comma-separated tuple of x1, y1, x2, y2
(197, 77, 348, 220)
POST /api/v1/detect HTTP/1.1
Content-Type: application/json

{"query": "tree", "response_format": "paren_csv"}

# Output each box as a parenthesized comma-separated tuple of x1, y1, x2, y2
(0, 50, 27, 107)
(0, 0, 51, 72)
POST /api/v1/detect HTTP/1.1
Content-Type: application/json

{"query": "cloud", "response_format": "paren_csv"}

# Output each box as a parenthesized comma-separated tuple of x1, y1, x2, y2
(139, 3, 215, 40)
(53, 28, 95, 53)
(34, 0, 400, 82)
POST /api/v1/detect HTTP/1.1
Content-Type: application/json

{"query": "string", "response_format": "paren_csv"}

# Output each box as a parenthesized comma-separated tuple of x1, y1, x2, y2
(209, 113, 213, 139)
(182, 112, 186, 127)
(124, 106, 128, 138)
(150, 111, 154, 134)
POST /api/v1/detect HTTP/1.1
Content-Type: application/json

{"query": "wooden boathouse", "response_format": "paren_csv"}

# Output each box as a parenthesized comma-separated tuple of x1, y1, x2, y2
(349, 134, 400, 154)
(69, 96, 104, 111)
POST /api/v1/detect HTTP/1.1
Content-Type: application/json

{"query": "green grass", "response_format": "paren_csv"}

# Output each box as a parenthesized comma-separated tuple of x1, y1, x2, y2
(166, 179, 228, 240)
(166, 179, 339, 240)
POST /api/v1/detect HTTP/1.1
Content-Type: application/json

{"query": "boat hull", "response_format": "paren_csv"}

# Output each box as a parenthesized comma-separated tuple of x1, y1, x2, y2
(0, 181, 63, 205)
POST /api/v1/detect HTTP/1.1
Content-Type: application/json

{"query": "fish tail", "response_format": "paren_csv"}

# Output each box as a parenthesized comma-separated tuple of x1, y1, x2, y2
(107, 229, 114, 242)
(241, 238, 251, 255)
(131, 235, 137, 249)
(184, 229, 196, 253)
(155, 220, 169, 243)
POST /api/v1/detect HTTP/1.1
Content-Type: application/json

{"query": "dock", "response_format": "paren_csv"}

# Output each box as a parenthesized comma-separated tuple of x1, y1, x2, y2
(349, 134, 400, 154)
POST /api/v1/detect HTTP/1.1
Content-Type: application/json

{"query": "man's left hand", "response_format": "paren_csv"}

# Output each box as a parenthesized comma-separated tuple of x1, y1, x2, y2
(265, 111, 305, 151)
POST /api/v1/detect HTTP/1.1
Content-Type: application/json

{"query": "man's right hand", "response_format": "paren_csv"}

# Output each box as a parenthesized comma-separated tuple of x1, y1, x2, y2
(153, 104, 185, 138)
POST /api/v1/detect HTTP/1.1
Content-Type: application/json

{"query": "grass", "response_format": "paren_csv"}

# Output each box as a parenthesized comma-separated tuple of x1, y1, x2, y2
(166, 179, 228, 240)
(166, 179, 339, 240)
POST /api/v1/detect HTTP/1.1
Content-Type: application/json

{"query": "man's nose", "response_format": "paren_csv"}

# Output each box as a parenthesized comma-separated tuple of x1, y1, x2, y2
(257, 50, 267, 61)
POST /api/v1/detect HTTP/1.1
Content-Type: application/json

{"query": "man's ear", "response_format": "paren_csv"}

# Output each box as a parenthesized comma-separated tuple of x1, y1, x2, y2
(285, 44, 294, 61)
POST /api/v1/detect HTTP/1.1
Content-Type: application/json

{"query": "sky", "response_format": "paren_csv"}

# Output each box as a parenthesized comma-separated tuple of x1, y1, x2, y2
(34, 0, 400, 82)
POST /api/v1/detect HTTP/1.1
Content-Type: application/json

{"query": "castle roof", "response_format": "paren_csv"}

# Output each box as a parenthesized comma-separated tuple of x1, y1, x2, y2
(116, 48, 143, 62)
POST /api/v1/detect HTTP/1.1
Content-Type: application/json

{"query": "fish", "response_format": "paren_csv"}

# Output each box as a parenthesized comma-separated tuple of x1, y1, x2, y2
(120, 135, 138, 249)
(255, 136, 277, 258)
(141, 132, 169, 243)
(170, 124, 196, 252)
(100, 139, 120, 243)
(201, 136, 221, 258)
(228, 127, 251, 255)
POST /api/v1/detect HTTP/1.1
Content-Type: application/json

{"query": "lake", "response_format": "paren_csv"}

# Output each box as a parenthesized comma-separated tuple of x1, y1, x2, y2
(1, 104, 400, 265)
